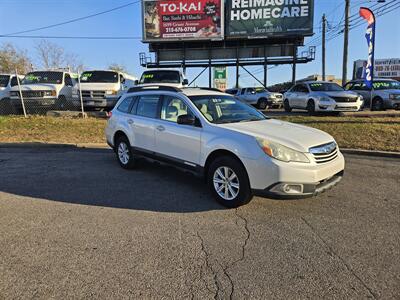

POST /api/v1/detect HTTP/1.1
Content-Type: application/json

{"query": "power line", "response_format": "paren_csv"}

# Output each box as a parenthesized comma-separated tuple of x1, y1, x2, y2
(0, 1, 141, 37)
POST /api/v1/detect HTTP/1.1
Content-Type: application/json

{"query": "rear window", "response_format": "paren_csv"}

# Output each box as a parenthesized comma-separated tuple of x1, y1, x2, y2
(139, 71, 180, 84)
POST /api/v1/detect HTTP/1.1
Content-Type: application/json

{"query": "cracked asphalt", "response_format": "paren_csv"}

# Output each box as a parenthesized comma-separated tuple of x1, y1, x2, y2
(0, 147, 399, 299)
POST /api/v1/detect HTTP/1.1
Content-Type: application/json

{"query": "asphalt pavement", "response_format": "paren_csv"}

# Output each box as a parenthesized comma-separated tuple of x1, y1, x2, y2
(0, 147, 399, 299)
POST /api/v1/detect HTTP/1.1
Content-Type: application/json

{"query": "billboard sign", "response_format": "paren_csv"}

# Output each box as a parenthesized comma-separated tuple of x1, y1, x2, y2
(225, 0, 314, 38)
(143, 0, 223, 41)
(354, 59, 400, 80)
(213, 67, 227, 90)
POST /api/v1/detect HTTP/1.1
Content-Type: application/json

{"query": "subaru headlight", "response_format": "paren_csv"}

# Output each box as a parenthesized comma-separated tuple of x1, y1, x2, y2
(105, 90, 118, 95)
(44, 90, 56, 96)
(256, 138, 310, 163)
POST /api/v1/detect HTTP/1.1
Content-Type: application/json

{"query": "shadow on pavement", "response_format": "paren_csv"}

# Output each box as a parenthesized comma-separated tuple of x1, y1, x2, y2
(0, 147, 223, 213)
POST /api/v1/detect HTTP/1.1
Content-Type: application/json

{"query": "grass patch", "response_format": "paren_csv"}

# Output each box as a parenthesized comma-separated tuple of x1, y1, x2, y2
(0, 115, 399, 152)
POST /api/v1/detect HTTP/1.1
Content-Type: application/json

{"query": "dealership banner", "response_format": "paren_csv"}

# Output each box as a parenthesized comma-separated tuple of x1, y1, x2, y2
(353, 59, 400, 80)
(359, 7, 376, 89)
(225, 0, 314, 38)
(213, 67, 227, 90)
(143, 0, 223, 41)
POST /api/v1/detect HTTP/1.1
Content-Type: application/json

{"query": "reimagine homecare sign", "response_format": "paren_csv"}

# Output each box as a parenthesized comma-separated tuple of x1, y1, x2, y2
(226, 0, 314, 38)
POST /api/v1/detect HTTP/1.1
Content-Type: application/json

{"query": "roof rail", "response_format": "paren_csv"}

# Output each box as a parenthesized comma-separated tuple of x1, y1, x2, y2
(127, 85, 181, 93)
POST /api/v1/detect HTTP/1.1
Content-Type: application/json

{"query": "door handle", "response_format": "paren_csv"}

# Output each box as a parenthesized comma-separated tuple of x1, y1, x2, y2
(156, 125, 165, 132)
(127, 119, 134, 125)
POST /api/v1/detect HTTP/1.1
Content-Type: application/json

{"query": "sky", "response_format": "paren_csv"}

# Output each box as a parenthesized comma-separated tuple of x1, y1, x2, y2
(0, 0, 399, 87)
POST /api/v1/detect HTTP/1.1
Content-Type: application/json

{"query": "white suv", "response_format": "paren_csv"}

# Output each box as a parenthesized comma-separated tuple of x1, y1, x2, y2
(106, 86, 345, 207)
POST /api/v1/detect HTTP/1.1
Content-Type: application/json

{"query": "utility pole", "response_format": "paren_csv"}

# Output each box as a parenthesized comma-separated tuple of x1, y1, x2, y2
(322, 14, 326, 81)
(342, 0, 350, 86)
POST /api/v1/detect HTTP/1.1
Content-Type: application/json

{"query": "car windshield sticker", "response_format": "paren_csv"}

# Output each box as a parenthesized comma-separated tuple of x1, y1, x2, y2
(143, 74, 154, 79)
(310, 83, 323, 87)
(25, 74, 39, 81)
(373, 82, 389, 89)
(81, 73, 92, 81)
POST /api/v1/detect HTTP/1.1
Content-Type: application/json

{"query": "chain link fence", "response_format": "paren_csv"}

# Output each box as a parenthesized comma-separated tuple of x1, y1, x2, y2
(0, 69, 130, 117)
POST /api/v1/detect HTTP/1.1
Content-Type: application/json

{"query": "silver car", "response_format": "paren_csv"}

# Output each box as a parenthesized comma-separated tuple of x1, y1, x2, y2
(234, 87, 283, 110)
(284, 81, 363, 114)
(344, 79, 400, 110)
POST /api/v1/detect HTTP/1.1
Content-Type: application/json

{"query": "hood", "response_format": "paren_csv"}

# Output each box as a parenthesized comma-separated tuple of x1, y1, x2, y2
(78, 82, 120, 91)
(314, 90, 359, 98)
(10, 84, 58, 91)
(219, 119, 334, 152)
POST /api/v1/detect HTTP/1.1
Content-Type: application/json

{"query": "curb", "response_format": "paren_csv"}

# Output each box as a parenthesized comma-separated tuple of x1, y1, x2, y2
(341, 148, 400, 159)
(0, 142, 110, 149)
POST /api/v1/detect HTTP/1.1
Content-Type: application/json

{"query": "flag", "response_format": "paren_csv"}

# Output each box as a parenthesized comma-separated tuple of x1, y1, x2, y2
(359, 7, 376, 89)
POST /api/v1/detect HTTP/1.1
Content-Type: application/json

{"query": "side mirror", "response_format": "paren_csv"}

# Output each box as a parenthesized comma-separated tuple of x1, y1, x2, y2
(177, 114, 195, 125)
(134, 80, 139, 85)
(182, 79, 189, 86)
(251, 90, 256, 94)
(121, 78, 126, 84)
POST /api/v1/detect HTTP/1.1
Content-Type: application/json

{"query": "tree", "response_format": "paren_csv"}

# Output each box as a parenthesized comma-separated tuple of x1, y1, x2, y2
(108, 63, 128, 73)
(35, 39, 84, 72)
(0, 43, 32, 74)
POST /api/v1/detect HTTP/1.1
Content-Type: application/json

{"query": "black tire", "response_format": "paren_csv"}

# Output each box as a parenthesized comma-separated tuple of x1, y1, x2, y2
(284, 99, 292, 112)
(115, 135, 136, 170)
(307, 99, 316, 115)
(257, 98, 268, 110)
(207, 156, 252, 208)
(372, 97, 384, 111)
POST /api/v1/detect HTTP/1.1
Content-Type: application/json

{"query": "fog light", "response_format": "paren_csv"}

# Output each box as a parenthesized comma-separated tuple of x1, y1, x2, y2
(270, 183, 304, 195)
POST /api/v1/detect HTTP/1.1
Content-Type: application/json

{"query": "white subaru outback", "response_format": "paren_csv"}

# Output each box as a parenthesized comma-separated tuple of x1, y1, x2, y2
(106, 86, 345, 208)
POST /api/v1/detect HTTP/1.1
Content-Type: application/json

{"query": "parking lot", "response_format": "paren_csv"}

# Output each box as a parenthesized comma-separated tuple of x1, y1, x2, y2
(0, 147, 399, 299)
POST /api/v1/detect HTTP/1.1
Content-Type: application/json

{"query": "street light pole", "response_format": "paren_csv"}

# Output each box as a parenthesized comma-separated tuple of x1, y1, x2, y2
(342, 0, 350, 86)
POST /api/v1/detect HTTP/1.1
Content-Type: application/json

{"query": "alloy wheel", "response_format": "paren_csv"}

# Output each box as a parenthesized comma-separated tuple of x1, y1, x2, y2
(213, 166, 240, 201)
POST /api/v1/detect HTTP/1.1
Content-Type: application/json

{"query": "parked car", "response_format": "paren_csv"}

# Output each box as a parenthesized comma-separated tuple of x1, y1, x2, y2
(284, 81, 363, 114)
(344, 78, 400, 110)
(136, 69, 188, 88)
(74, 70, 136, 111)
(0, 74, 24, 113)
(105, 86, 345, 208)
(232, 87, 283, 109)
(225, 88, 239, 95)
(10, 70, 78, 110)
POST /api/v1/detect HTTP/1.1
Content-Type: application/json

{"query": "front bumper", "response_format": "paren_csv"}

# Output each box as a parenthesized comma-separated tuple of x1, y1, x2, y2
(242, 151, 345, 199)
(74, 97, 119, 108)
(10, 97, 57, 107)
(317, 100, 363, 112)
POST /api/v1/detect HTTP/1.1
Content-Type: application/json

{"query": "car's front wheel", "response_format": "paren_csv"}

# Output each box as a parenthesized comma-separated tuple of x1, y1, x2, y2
(284, 99, 292, 112)
(257, 98, 268, 110)
(207, 156, 252, 208)
(115, 136, 136, 169)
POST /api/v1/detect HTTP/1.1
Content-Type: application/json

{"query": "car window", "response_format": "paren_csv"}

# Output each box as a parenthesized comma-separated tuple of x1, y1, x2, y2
(136, 95, 160, 118)
(297, 85, 308, 93)
(65, 74, 73, 86)
(350, 82, 367, 91)
(10, 76, 19, 87)
(344, 83, 352, 90)
(241, 89, 246, 95)
(161, 96, 193, 123)
(247, 88, 255, 94)
(292, 85, 301, 92)
(117, 96, 135, 113)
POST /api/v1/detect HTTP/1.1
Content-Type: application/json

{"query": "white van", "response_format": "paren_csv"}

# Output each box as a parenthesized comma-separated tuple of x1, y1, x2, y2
(10, 70, 77, 110)
(137, 69, 188, 88)
(75, 70, 136, 110)
(0, 74, 24, 113)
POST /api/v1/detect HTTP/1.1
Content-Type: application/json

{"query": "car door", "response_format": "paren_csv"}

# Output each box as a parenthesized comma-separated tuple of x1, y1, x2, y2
(349, 82, 370, 104)
(153, 95, 202, 166)
(63, 74, 74, 100)
(130, 94, 160, 152)
(296, 84, 310, 109)
(288, 85, 302, 107)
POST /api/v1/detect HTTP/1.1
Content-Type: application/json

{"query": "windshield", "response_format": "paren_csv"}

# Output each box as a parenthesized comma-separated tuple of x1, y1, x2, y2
(189, 95, 267, 124)
(0, 75, 10, 87)
(22, 72, 63, 84)
(372, 80, 400, 90)
(80, 71, 118, 83)
(309, 82, 344, 92)
(140, 71, 180, 84)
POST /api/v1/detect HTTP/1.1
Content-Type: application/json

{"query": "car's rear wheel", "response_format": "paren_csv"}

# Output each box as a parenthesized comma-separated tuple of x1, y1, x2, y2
(307, 100, 316, 115)
(115, 136, 136, 169)
(257, 98, 268, 110)
(284, 99, 292, 112)
(207, 156, 252, 208)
